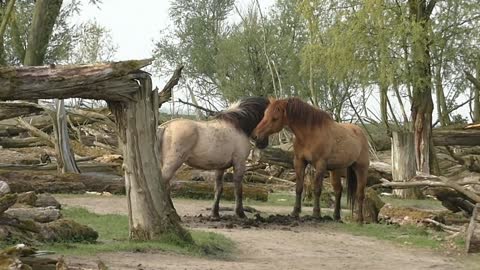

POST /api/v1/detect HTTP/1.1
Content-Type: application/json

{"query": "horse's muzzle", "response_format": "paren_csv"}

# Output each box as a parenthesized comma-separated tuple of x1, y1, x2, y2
(254, 136, 269, 149)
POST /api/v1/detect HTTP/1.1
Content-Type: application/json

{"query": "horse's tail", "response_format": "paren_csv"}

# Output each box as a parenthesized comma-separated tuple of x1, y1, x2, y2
(346, 166, 357, 216)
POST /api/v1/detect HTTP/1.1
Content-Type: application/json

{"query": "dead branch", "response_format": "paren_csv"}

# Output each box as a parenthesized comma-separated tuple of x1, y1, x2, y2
(16, 117, 55, 147)
(69, 108, 115, 128)
(158, 65, 184, 107)
(177, 98, 217, 116)
(244, 171, 295, 186)
(372, 174, 480, 205)
(423, 218, 462, 233)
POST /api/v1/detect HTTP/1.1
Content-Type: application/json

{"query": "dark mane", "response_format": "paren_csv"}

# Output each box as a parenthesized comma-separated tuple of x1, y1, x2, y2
(285, 97, 333, 126)
(214, 97, 269, 136)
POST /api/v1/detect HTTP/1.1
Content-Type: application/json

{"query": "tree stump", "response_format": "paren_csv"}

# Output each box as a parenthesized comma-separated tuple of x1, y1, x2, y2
(466, 203, 480, 253)
(109, 75, 190, 242)
(391, 131, 422, 199)
(363, 188, 385, 223)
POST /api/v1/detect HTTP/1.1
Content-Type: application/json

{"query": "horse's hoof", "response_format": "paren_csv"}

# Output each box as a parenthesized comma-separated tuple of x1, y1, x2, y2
(210, 214, 220, 221)
(236, 212, 247, 219)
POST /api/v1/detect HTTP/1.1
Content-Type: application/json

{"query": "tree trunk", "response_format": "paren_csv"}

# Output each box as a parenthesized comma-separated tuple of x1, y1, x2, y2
(0, 0, 16, 65)
(53, 99, 80, 174)
(23, 0, 63, 66)
(391, 130, 422, 198)
(434, 62, 450, 126)
(108, 75, 191, 242)
(409, 0, 435, 174)
(466, 203, 480, 253)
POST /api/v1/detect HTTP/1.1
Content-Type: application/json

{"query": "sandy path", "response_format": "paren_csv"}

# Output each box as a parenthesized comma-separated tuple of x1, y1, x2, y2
(56, 195, 464, 270)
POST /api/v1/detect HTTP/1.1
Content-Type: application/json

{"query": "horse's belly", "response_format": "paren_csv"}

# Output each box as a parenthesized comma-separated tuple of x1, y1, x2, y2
(185, 155, 233, 170)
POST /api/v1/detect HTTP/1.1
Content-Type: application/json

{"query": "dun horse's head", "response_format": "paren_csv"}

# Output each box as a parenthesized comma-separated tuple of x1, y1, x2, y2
(253, 97, 288, 142)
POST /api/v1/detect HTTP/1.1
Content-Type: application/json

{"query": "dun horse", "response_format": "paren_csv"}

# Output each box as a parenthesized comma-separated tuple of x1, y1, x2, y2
(157, 97, 269, 218)
(253, 97, 369, 223)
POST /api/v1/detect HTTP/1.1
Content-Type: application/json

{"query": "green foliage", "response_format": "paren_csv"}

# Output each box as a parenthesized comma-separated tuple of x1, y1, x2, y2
(1, 0, 116, 66)
(44, 207, 234, 258)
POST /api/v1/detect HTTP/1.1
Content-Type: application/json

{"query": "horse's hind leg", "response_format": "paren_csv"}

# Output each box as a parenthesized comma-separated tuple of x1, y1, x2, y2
(353, 164, 368, 224)
(312, 161, 326, 219)
(211, 169, 225, 219)
(233, 160, 247, 218)
(292, 155, 307, 217)
(331, 169, 344, 221)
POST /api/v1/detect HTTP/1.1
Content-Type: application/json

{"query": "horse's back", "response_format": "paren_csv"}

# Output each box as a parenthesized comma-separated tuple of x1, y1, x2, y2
(322, 122, 369, 168)
(158, 118, 251, 170)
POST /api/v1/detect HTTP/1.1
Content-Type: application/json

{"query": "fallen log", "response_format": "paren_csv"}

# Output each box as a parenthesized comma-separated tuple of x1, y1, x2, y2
(0, 102, 44, 121)
(0, 170, 125, 194)
(170, 180, 268, 201)
(0, 162, 121, 174)
(5, 207, 61, 223)
(258, 146, 393, 186)
(433, 129, 480, 146)
(0, 137, 47, 148)
(244, 171, 294, 186)
(368, 161, 393, 185)
(466, 203, 480, 253)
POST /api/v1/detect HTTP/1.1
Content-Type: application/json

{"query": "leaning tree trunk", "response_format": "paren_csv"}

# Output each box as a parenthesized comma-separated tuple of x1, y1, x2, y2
(53, 99, 80, 174)
(108, 75, 191, 242)
(466, 203, 480, 253)
(392, 130, 422, 199)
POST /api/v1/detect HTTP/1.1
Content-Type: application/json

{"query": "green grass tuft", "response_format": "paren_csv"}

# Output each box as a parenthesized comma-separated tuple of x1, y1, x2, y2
(328, 222, 448, 249)
(43, 207, 234, 258)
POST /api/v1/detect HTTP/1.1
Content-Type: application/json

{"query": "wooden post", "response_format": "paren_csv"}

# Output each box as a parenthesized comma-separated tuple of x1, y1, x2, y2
(466, 203, 480, 253)
(108, 75, 191, 242)
(391, 130, 422, 199)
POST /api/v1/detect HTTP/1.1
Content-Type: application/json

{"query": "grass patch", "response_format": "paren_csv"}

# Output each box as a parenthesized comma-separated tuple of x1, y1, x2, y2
(381, 196, 444, 210)
(327, 222, 448, 249)
(43, 207, 234, 258)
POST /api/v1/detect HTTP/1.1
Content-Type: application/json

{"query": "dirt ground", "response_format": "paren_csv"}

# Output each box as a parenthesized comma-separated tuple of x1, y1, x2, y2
(55, 195, 471, 270)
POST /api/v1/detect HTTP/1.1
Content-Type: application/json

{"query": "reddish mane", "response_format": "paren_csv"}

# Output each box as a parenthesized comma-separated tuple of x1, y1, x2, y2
(270, 97, 333, 127)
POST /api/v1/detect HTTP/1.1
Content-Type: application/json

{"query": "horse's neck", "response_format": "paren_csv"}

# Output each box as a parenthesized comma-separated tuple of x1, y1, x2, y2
(287, 119, 333, 142)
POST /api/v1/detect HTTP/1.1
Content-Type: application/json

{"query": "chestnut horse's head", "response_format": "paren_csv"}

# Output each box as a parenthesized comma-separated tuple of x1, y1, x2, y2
(253, 97, 288, 142)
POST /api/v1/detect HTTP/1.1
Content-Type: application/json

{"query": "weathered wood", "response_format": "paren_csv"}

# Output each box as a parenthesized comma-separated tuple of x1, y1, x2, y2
(244, 171, 294, 186)
(0, 102, 44, 120)
(368, 161, 393, 185)
(158, 65, 184, 107)
(433, 129, 480, 146)
(0, 59, 152, 102)
(5, 207, 61, 223)
(171, 180, 268, 202)
(392, 131, 421, 198)
(363, 188, 385, 223)
(0, 171, 125, 194)
(466, 203, 480, 253)
(257, 145, 294, 169)
(0, 137, 46, 148)
(0, 162, 120, 174)
(53, 99, 80, 173)
(108, 75, 190, 241)
(0, 194, 17, 214)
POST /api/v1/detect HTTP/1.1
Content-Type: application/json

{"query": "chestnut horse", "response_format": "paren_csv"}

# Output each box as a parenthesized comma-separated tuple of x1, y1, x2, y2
(157, 97, 269, 218)
(253, 97, 369, 223)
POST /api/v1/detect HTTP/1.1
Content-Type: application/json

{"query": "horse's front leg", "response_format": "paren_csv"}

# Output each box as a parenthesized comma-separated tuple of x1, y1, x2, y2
(211, 169, 225, 219)
(233, 162, 247, 218)
(292, 156, 307, 218)
(312, 161, 326, 219)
